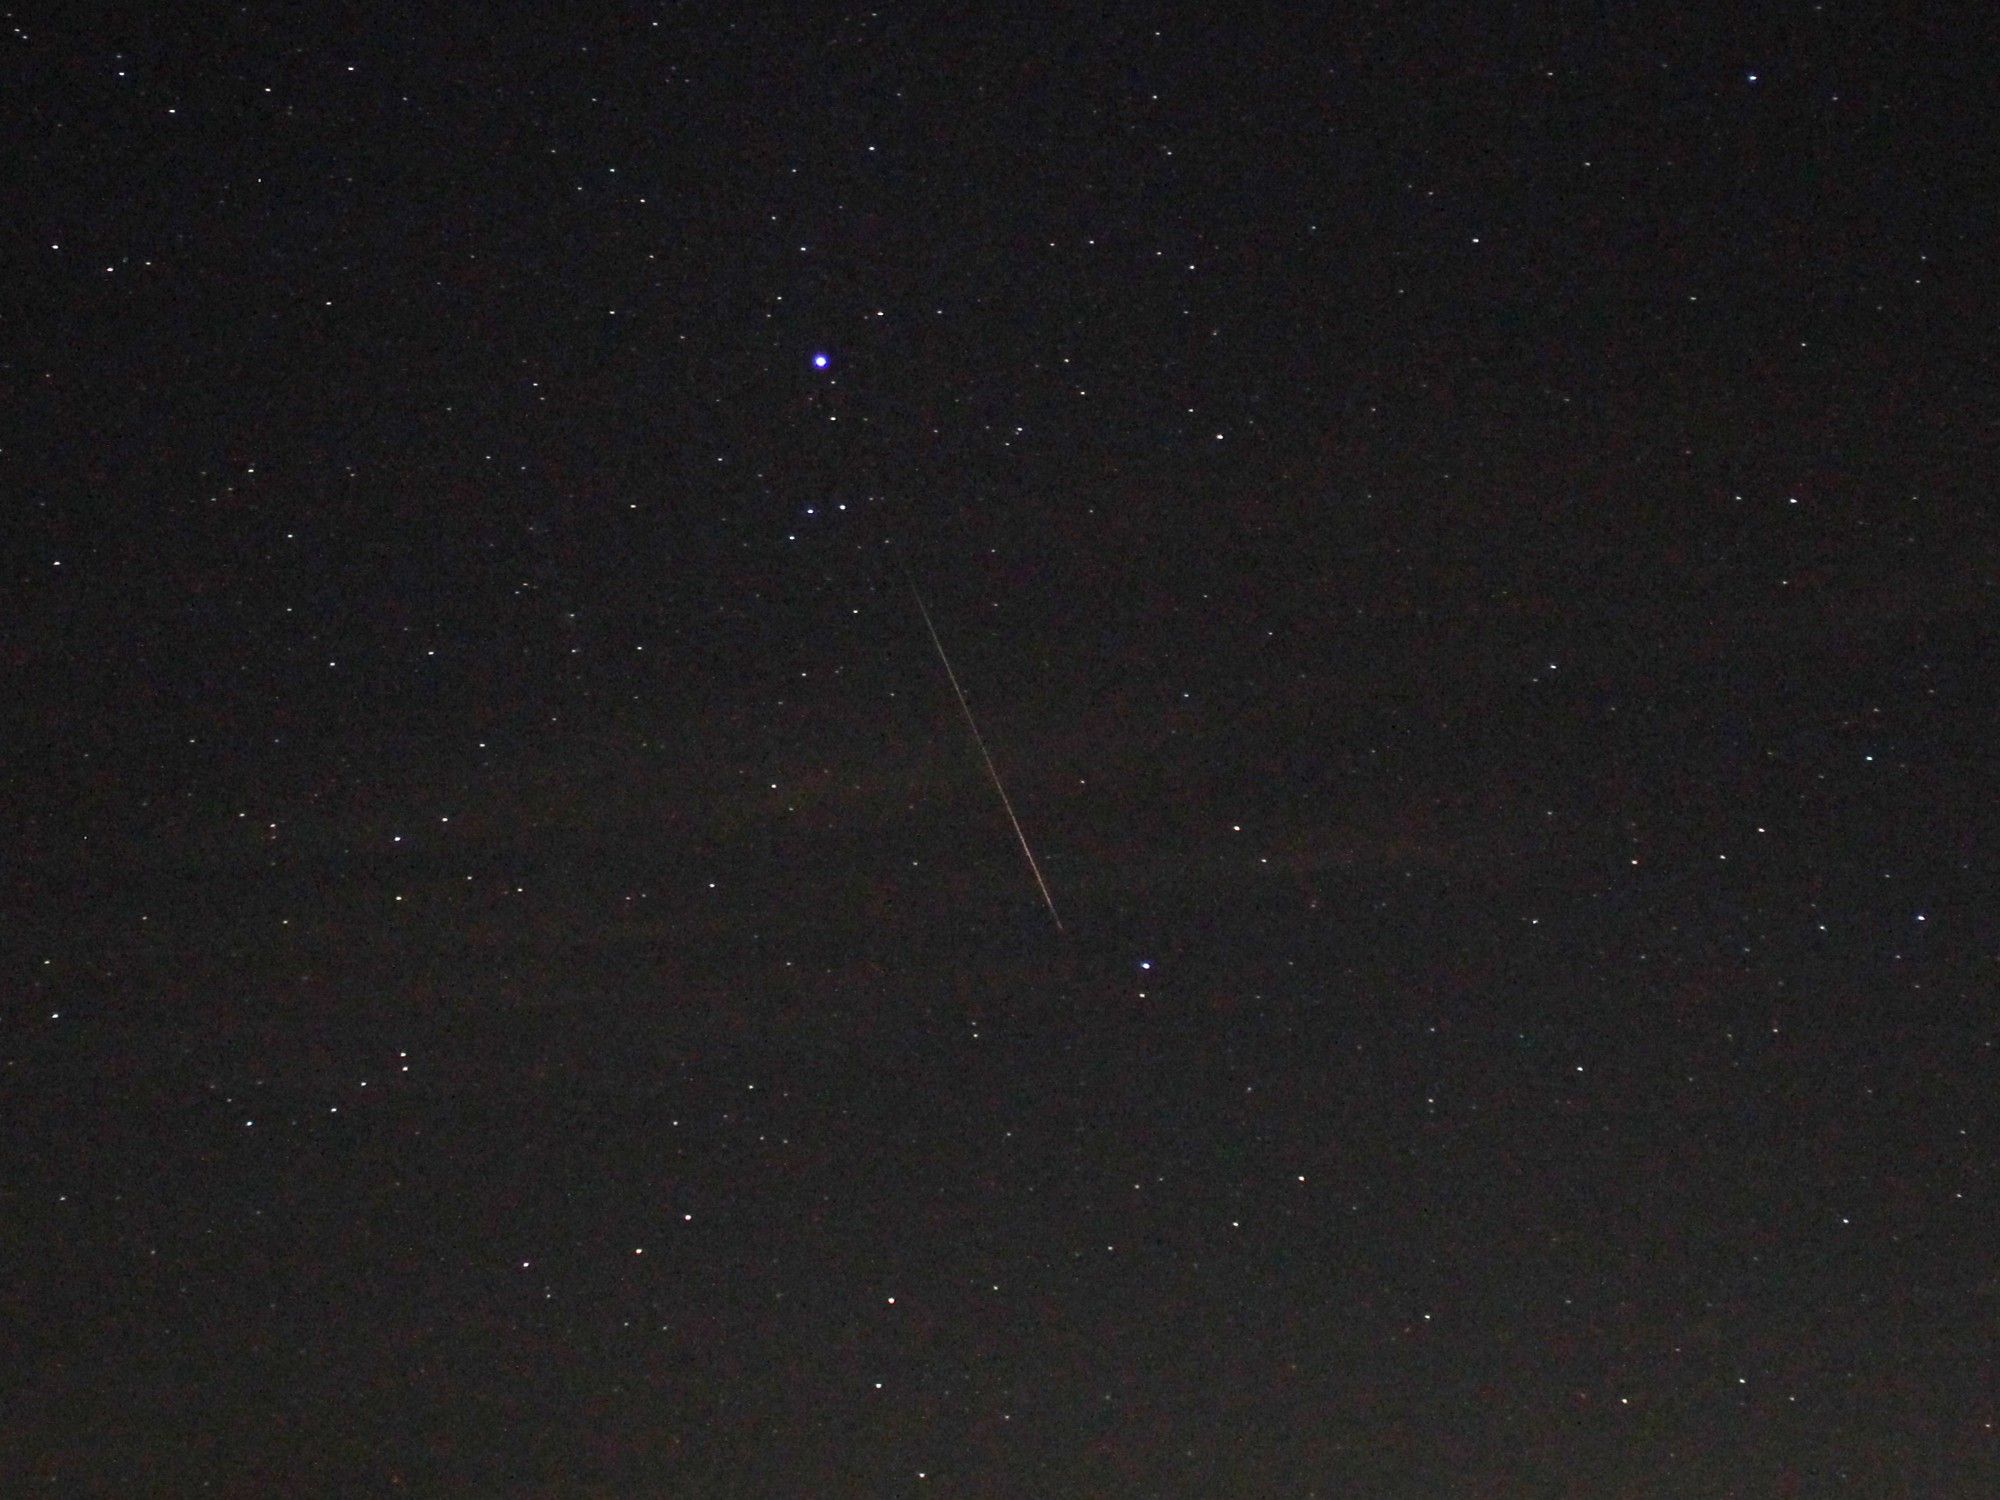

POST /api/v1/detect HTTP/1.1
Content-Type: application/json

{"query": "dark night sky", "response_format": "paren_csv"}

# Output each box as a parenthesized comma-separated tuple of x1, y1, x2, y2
(4, 5, 1995, 1494)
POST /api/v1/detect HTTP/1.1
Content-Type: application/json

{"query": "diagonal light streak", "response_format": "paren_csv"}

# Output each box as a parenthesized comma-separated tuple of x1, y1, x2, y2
(908, 582, 1064, 932)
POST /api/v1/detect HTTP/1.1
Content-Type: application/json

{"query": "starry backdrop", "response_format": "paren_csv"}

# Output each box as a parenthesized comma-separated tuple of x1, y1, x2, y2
(4, 5, 1995, 1495)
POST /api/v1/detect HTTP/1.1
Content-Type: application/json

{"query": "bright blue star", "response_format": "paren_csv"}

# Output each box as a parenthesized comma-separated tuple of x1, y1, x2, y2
(812, 352, 829, 369)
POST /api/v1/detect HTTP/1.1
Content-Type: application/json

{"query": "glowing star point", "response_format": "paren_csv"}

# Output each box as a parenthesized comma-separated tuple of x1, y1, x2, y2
(811, 352, 829, 369)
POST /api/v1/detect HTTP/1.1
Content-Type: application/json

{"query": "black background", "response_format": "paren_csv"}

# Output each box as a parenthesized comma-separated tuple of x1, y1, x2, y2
(5, 5, 1994, 1494)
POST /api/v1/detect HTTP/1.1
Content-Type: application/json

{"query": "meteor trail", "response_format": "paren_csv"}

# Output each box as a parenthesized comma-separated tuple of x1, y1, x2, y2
(908, 581, 1064, 933)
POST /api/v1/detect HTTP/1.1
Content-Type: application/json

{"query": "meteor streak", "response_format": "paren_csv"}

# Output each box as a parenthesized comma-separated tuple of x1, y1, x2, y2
(908, 581, 1064, 932)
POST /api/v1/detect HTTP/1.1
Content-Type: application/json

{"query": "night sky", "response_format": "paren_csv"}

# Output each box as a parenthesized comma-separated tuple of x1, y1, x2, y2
(6, 6, 1995, 1494)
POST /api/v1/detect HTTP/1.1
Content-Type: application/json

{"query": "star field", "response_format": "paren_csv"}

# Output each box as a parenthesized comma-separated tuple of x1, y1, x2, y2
(3, 6, 1995, 1495)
